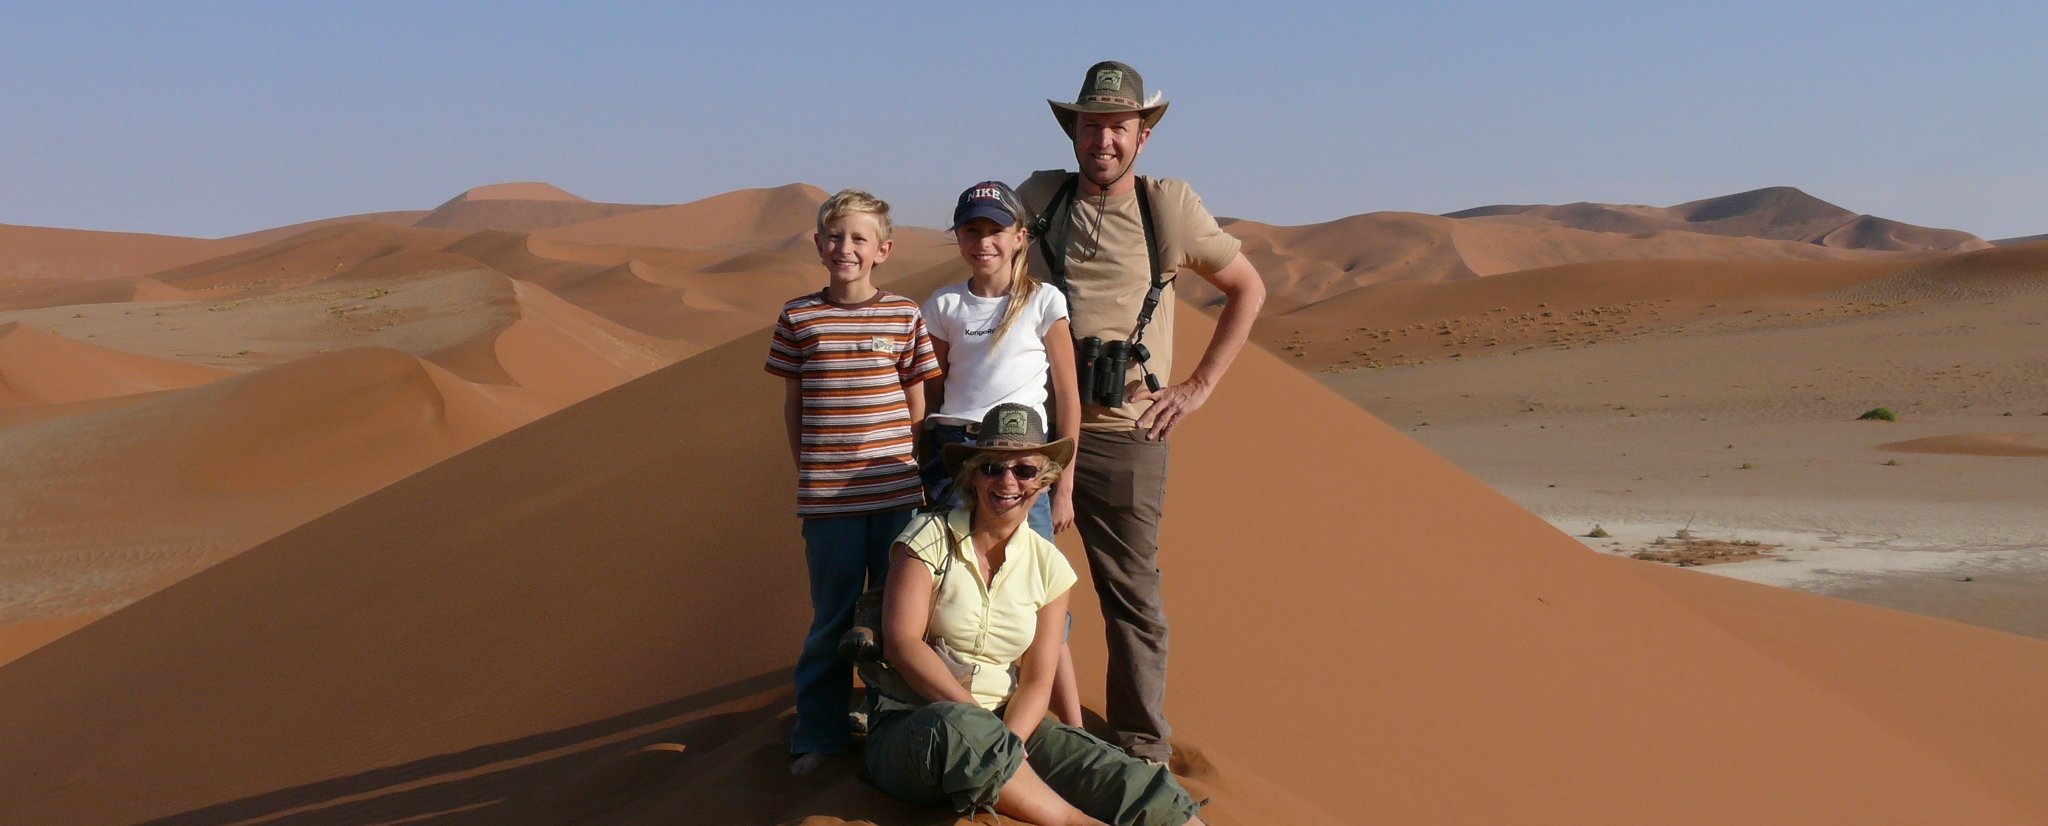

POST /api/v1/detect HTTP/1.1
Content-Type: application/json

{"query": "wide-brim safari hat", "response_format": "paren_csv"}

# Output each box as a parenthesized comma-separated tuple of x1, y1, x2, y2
(1048, 60, 1168, 139)
(943, 403, 1076, 475)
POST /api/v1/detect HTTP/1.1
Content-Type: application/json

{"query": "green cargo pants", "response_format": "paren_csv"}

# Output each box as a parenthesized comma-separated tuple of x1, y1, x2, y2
(863, 701, 1199, 825)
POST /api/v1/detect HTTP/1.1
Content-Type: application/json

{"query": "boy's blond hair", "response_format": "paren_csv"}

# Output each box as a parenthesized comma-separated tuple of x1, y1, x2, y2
(816, 189, 894, 240)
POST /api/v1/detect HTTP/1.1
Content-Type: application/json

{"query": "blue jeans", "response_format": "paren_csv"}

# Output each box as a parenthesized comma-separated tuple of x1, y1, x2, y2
(792, 507, 916, 755)
(920, 422, 1053, 540)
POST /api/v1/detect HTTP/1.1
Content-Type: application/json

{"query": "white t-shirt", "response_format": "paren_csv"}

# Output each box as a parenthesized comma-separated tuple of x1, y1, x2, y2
(922, 280, 1070, 426)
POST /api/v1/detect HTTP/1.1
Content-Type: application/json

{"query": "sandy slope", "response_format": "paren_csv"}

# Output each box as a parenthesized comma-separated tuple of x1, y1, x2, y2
(0, 321, 230, 406)
(0, 223, 242, 283)
(0, 184, 894, 666)
(537, 183, 833, 250)
(5, 287, 2048, 824)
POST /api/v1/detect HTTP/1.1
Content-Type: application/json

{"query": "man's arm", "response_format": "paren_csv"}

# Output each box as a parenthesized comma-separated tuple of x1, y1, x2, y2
(1132, 251, 1265, 440)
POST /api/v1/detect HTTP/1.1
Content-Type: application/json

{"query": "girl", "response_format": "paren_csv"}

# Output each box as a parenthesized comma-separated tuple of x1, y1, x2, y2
(920, 180, 1084, 726)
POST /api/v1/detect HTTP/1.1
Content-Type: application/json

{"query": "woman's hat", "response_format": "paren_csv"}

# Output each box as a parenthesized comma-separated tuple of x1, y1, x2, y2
(943, 403, 1076, 475)
(951, 180, 1027, 231)
(1048, 60, 1169, 139)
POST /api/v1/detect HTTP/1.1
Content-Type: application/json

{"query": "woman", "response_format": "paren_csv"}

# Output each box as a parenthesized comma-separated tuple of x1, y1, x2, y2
(867, 403, 1204, 826)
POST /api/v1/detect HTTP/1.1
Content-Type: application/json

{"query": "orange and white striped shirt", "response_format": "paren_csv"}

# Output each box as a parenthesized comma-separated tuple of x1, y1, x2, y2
(766, 290, 941, 517)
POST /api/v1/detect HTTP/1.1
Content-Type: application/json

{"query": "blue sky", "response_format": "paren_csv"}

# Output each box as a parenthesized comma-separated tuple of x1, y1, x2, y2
(3, 1, 2043, 239)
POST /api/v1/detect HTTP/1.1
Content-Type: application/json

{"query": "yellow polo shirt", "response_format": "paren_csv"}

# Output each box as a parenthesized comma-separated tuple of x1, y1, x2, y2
(899, 508, 1078, 711)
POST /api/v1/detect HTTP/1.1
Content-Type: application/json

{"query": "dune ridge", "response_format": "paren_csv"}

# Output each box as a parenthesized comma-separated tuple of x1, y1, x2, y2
(0, 322, 230, 407)
(537, 183, 832, 250)
(1446, 186, 1990, 253)
(0, 222, 239, 282)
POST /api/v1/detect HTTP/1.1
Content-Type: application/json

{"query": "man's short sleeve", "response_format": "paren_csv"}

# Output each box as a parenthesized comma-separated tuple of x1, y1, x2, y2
(1160, 179, 1242, 276)
(765, 310, 803, 378)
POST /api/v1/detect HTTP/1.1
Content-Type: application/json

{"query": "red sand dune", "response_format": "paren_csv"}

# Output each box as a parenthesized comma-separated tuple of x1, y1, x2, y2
(5, 284, 2047, 824)
(221, 209, 433, 248)
(0, 321, 230, 407)
(0, 347, 529, 661)
(537, 183, 832, 250)
(414, 182, 657, 232)
(1829, 239, 2048, 302)
(1257, 255, 1903, 370)
(456, 182, 591, 202)
(149, 221, 468, 297)
(0, 274, 197, 312)
(425, 277, 683, 411)
(0, 222, 239, 282)
(1210, 210, 1872, 312)
(1448, 186, 1990, 253)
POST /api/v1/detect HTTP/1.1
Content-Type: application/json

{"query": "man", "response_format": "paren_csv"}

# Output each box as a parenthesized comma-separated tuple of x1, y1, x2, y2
(1018, 60, 1266, 764)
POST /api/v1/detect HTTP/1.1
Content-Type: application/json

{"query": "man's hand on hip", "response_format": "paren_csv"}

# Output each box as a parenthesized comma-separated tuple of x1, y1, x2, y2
(1132, 378, 1213, 441)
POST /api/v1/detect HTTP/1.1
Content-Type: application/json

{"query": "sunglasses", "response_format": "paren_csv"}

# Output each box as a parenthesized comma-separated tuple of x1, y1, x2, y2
(977, 461, 1044, 481)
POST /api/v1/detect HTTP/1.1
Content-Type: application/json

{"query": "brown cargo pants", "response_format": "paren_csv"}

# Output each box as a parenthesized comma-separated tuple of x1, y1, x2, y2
(1071, 427, 1173, 763)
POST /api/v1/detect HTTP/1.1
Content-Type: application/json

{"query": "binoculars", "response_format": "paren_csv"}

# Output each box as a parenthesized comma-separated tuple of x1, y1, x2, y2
(1075, 336, 1157, 408)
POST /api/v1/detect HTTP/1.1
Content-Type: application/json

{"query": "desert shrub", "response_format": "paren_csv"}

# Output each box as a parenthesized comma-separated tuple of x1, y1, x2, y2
(1858, 407, 1897, 422)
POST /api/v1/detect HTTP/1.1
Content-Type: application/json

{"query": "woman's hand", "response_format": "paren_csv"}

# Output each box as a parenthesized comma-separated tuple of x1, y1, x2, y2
(1051, 482, 1077, 535)
(883, 541, 979, 706)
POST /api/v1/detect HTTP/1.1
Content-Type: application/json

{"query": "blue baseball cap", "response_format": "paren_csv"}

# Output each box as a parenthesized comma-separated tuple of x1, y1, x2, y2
(951, 180, 1026, 230)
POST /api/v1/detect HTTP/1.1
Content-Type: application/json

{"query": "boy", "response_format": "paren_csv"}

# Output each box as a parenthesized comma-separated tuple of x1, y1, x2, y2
(765, 189, 941, 776)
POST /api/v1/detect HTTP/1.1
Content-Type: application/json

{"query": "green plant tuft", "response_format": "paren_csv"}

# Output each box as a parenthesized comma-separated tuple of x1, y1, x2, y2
(1857, 407, 1897, 422)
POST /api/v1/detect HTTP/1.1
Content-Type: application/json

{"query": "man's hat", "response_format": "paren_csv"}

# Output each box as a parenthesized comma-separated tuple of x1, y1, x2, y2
(1048, 60, 1168, 139)
(943, 403, 1076, 476)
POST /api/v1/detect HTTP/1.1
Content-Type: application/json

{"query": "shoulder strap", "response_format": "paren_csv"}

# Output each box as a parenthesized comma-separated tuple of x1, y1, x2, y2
(1130, 177, 1172, 332)
(1032, 174, 1081, 297)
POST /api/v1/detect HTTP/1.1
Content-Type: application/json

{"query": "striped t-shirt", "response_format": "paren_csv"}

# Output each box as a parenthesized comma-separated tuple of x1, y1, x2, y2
(766, 290, 941, 517)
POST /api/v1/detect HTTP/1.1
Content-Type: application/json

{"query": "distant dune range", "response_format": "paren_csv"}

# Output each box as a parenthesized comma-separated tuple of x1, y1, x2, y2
(3, 182, 2047, 823)
(0, 182, 954, 663)
(1444, 186, 1989, 253)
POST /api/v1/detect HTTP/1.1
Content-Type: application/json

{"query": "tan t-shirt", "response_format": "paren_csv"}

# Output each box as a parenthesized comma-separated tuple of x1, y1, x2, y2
(1019, 170, 1242, 431)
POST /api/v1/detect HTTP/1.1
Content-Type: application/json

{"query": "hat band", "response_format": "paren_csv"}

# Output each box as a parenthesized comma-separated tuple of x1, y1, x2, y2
(1081, 93, 1142, 108)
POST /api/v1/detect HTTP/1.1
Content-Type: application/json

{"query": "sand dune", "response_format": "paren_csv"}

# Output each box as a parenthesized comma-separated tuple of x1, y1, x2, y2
(0, 322, 230, 407)
(1258, 256, 1901, 372)
(0, 222, 239, 282)
(0, 274, 197, 312)
(536, 183, 832, 249)
(0, 347, 527, 662)
(426, 278, 685, 410)
(221, 209, 433, 248)
(149, 221, 468, 296)
(1448, 186, 1990, 253)
(5, 281, 2048, 824)
(1197, 208, 1886, 314)
(414, 183, 657, 232)
(0, 260, 521, 371)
